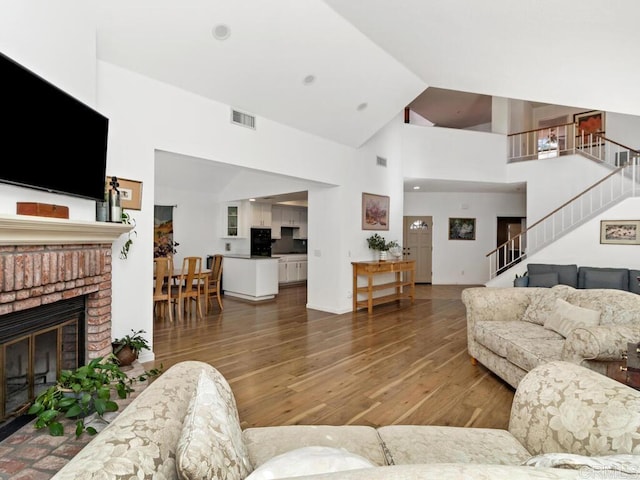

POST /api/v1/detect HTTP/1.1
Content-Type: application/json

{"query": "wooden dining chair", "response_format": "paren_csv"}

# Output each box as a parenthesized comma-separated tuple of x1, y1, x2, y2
(205, 254, 224, 313)
(153, 256, 174, 323)
(172, 256, 203, 321)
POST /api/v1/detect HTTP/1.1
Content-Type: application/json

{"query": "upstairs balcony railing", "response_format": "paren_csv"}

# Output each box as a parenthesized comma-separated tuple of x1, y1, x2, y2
(489, 127, 640, 279)
(508, 123, 639, 168)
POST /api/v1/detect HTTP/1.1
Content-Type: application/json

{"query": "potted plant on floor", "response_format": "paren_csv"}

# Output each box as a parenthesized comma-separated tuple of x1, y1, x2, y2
(28, 355, 133, 437)
(28, 355, 163, 437)
(112, 329, 151, 368)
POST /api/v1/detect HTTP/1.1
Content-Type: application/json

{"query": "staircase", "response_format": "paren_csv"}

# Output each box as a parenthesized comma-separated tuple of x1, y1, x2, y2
(487, 123, 640, 279)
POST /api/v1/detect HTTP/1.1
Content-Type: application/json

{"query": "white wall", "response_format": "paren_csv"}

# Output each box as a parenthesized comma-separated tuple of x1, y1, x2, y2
(507, 154, 613, 225)
(607, 113, 640, 150)
(402, 126, 508, 183)
(0, 0, 98, 220)
(404, 191, 526, 284)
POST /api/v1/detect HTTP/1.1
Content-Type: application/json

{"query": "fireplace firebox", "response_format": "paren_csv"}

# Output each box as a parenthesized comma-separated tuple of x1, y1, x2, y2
(1, 297, 86, 433)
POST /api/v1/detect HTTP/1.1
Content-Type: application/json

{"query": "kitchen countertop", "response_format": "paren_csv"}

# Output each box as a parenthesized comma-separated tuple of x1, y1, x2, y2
(272, 254, 308, 261)
(223, 254, 278, 260)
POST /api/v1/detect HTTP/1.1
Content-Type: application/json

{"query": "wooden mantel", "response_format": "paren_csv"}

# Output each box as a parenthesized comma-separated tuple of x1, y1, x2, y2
(0, 214, 132, 245)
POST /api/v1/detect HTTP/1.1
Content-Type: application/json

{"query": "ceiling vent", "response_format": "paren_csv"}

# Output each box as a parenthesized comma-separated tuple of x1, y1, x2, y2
(231, 109, 256, 129)
(376, 156, 387, 167)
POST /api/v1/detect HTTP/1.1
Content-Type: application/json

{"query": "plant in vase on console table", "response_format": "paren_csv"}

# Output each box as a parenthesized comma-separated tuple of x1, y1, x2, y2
(366, 234, 400, 261)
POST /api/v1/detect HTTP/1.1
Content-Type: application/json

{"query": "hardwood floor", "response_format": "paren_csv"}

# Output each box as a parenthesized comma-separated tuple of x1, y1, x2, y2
(146, 284, 515, 431)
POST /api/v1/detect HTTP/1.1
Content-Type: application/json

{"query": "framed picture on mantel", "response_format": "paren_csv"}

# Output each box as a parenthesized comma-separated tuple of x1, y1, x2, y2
(105, 176, 143, 210)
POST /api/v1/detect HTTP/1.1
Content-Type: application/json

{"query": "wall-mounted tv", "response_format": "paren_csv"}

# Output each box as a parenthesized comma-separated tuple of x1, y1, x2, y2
(0, 51, 109, 202)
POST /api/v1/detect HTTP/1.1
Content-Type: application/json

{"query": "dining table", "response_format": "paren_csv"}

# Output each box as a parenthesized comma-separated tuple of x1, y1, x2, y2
(154, 267, 212, 314)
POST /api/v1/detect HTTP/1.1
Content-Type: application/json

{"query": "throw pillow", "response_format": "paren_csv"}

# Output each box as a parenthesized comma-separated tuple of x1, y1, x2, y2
(521, 286, 570, 326)
(544, 298, 601, 337)
(524, 452, 640, 474)
(245, 446, 375, 480)
(527, 272, 559, 288)
(176, 370, 252, 480)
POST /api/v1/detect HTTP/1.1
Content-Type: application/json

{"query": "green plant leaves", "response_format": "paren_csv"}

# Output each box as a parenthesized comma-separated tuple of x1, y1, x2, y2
(49, 422, 64, 436)
(29, 354, 162, 438)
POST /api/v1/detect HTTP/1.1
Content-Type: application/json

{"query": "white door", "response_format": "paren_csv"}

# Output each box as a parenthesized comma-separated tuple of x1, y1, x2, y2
(403, 216, 433, 284)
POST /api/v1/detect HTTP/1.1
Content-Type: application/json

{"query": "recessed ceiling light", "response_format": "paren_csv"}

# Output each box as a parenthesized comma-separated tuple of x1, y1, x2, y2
(249, 198, 256, 202)
(413, 186, 420, 190)
(212, 24, 231, 41)
(356, 102, 368, 111)
(302, 75, 316, 85)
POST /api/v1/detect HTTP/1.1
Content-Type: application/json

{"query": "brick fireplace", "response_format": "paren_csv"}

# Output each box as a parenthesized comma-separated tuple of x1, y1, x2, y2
(0, 242, 114, 357)
(0, 214, 131, 429)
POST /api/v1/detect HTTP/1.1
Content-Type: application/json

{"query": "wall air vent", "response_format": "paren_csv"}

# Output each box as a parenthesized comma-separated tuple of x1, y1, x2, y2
(376, 156, 387, 167)
(231, 109, 256, 129)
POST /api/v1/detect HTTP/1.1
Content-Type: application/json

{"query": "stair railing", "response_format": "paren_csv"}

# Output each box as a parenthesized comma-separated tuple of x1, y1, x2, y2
(490, 132, 640, 279)
(508, 122, 575, 162)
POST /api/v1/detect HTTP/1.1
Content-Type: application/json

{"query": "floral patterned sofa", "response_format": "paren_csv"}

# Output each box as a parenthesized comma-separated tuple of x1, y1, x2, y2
(463, 285, 640, 388)
(50, 360, 640, 479)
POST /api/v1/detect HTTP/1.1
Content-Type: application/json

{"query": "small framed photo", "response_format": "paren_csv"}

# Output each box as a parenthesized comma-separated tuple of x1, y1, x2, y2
(600, 220, 640, 245)
(105, 176, 143, 210)
(362, 193, 389, 230)
(449, 217, 476, 241)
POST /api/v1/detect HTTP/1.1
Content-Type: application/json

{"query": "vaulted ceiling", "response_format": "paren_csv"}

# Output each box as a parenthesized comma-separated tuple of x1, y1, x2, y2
(96, 1, 640, 195)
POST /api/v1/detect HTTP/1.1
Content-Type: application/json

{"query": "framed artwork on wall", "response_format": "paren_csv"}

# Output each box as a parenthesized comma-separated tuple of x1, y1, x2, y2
(362, 193, 389, 230)
(600, 220, 640, 245)
(574, 110, 605, 146)
(449, 217, 476, 241)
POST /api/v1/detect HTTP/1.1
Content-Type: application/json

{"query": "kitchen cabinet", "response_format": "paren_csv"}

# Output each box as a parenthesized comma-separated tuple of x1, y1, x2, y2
(297, 260, 308, 281)
(277, 255, 308, 284)
(222, 203, 245, 238)
(293, 208, 307, 239)
(223, 255, 279, 301)
(271, 205, 282, 239)
(251, 202, 272, 227)
(280, 206, 303, 227)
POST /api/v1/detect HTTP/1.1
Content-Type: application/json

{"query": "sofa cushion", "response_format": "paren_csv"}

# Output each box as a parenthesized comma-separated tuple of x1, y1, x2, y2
(583, 268, 629, 290)
(505, 337, 564, 372)
(521, 286, 572, 326)
(565, 288, 640, 325)
(244, 446, 374, 480)
(578, 267, 629, 290)
(377, 426, 531, 465)
(475, 321, 563, 358)
(527, 264, 578, 287)
(543, 298, 601, 337)
(243, 425, 387, 468)
(176, 370, 252, 480)
(528, 272, 559, 288)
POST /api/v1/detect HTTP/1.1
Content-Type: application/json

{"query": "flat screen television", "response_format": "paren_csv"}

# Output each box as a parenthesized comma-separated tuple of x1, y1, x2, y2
(0, 51, 109, 202)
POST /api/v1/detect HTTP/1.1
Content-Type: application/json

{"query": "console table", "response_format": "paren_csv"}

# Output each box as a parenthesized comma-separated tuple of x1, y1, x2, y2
(352, 260, 415, 314)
